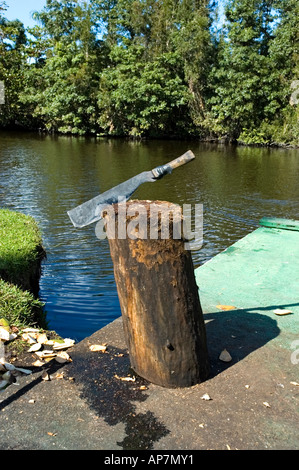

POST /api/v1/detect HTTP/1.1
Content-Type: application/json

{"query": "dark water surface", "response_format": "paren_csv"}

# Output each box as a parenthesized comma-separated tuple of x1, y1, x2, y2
(0, 131, 298, 341)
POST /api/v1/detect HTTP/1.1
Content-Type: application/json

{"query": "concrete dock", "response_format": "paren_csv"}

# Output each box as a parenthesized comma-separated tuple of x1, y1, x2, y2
(1, 218, 298, 451)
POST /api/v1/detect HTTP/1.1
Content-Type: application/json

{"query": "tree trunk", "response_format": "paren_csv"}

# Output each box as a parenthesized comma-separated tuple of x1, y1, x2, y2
(105, 200, 210, 388)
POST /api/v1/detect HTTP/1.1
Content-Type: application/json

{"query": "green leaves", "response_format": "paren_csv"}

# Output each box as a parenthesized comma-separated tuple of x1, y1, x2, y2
(205, 0, 299, 144)
(0, 0, 297, 144)
(97, 47, 189, 137)
(18, 1, 101, 135)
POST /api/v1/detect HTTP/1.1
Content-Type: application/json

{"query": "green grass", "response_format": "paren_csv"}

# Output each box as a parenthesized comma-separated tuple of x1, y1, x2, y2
(0, 209, 47, 330)
(0, 209, 43, 282)
(0, 279, 47, 329)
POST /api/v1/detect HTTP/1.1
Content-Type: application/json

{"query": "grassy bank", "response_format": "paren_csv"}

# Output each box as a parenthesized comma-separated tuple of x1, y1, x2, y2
(0, 209, 47, 330)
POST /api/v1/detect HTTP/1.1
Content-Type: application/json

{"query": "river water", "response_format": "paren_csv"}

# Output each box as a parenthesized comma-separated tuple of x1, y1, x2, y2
(0, 131, 298, 341)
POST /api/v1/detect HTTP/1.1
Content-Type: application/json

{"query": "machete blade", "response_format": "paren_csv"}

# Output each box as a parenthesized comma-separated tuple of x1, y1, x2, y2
(67, 150, 195, 228)
(67, 171, 156, 228)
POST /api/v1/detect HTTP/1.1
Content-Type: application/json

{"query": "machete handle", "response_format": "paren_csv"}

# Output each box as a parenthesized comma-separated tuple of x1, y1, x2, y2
(167, 150, 195, 170)
(151, 150, 195, 178)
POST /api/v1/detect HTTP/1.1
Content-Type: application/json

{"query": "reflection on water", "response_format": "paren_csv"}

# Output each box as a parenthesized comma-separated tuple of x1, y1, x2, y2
(0, 131, 298, 341)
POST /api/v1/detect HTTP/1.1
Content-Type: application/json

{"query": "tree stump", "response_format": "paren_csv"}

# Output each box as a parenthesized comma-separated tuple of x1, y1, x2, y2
(104, 200, 210, 388)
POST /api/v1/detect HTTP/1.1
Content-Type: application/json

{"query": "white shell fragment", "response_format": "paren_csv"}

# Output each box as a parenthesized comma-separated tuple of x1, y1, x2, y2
(219, 349, 232, 362)
(89, 344, 107, 352)
(37, 333, 48, 344)
(28, 342, 42, 353)
(273, 309, 293, 316)
(32, 360, 45, 367)
(55, 351, 71, 363)
(200, 393, 212, 400)
(42, 371, 50, 381)
(0, 327, 10, 341)
(35, 350, 57, 359)
(1, 329, 76, 392)
(53, 338, 75, 350)
(22, 333, 37, 344)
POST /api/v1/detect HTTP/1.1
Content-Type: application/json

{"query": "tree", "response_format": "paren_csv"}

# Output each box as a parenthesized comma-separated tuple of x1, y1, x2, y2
(0, 2, 28, 127)
(206, 0, 279, 141)
(95, 0, 212, 137)
(261, 0, 299, 144)
(20, 0, 103, 134)
(0, 0, 297, 143)
(171, 0, 213, 129)
(97, 45, 190, 137)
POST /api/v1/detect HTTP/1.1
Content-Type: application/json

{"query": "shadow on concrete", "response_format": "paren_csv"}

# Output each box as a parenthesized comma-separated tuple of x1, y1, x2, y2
(204, 306, 281, 377)
(64, 304, 287, 449)
(65, 343, 169, 450)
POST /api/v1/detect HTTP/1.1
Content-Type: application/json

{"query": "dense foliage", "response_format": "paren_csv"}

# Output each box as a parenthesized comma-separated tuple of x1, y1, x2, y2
(0, 0, 298, 144)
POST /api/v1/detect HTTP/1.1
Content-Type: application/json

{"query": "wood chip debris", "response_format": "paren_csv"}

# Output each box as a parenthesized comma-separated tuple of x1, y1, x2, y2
(114, 374, 136, 382)
(22, 330, 75, 363)
(0, 322, 75, 392)
(216, 305, 237, 311)
(55, 351, 71, 363)
(89, 344, 107, 352)
(273, 309, 293, 316)
(0, 362, 32, 390)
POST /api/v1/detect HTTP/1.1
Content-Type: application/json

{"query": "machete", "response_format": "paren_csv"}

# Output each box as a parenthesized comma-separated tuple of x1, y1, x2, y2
(67, 150, 195, 228)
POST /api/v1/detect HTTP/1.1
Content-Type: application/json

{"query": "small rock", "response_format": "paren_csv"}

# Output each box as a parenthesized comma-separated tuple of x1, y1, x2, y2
(200, 393, 212, 400)
(263, 401, 271, 408)
(42, 371, 50, 381)
(219, 349, 232, 362)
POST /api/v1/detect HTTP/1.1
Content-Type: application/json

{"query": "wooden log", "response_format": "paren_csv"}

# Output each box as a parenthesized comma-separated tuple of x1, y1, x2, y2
(104, 200, 210, 388)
